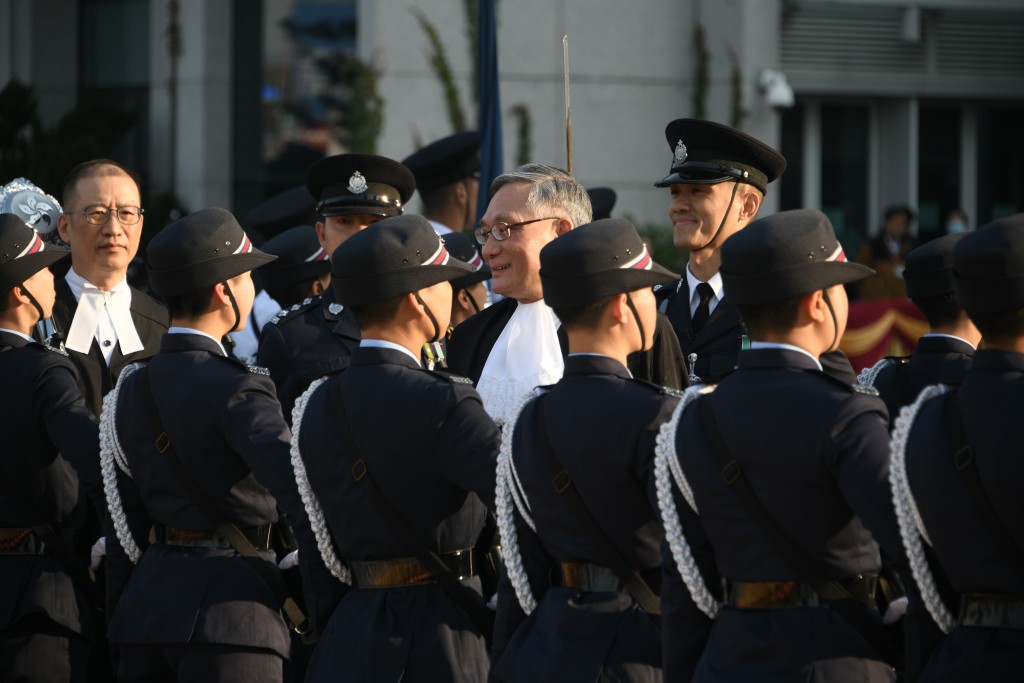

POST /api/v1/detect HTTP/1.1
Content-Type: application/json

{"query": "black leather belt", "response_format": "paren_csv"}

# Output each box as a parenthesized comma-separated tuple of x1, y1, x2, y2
(0, 527, 46, 555)
(960, 593, 1024, 630)
(560, 562, 662, 594)
(349, 548, 475, 588)
(729, 575, 878, 610)
(155, 524, 273, 551)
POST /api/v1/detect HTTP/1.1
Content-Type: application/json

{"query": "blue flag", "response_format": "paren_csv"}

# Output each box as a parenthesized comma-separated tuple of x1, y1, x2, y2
(477, 0, 503, 222)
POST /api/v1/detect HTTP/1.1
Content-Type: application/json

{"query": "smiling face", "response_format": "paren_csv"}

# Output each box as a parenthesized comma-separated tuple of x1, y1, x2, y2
(480, 182, 565, 304)
(668, 181, 749, 253)
(57, 169, 143, 290)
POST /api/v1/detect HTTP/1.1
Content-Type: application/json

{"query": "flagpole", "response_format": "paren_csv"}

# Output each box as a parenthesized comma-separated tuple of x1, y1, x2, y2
(562, 34, 572, 176)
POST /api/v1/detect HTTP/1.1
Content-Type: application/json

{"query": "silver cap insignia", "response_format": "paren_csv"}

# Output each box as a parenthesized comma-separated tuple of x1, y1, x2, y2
(673, 140, 688, 165)
(347, 171, 368, 194)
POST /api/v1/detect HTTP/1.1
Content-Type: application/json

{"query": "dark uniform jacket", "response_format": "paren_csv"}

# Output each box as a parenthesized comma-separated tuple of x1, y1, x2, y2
(904, 349, 1024, 681)
(257, 288, 360, 421)
(103, 333, 308, 658)
(50, 279, 169, 416)
(294, 345, 499, 683)
(447, 298, 688, 390)
(491, 355, 713, 683)
(0, 331, 101, 638)
(671, 348, 917, 682)
(868, 335, 974, 419)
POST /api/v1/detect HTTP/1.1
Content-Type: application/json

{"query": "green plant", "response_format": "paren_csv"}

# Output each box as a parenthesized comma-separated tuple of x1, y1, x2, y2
(411, 7, 468, 132)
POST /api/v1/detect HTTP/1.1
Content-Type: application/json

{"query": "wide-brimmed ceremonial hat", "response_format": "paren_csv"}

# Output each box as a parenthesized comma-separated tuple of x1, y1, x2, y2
(540, 218, 678, 308)
(147, 208, 275, 297)
(655, 119, 786, 194)
(953, 213, 1024, 316)
(904, 232, 968, 299)
(257, 225, 331, 292)
(331, 214, 475, 306)
(721, 209, 873, 305)
(441, 230, 491, 291)
(307, 154, 415, 219)
(0, 213, 69, 292)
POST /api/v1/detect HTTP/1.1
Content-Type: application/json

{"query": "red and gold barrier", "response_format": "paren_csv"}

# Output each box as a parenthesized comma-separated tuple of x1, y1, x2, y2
(840, 299, 928, 373)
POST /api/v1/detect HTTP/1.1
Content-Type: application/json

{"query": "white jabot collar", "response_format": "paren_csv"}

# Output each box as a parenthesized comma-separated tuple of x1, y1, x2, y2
(748, 341, 823, 370)
(64, 267, 144, 361)
(167, 326, 227, 356)
(360, 338, 422, 366)
(477, 300, 564, 426)
(685, 265, 723, 317)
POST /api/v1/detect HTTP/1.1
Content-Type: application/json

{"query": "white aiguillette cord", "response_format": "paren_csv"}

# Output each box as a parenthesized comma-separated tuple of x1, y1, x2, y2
(65, 286, 144, 356)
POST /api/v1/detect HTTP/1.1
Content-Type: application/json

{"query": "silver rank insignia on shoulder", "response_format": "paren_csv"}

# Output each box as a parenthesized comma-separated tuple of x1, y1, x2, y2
(448, 375, 474, 385)
(302, 297, 313, 306)
(851, 383, 880, 396)
(673, 140, 688, 164)
(44, 342, 69, 356)
(664, 387, 686, 398)
(247, 365, 271, 376)
(328, 303, 344, 315)
(347, 171, 368, 194)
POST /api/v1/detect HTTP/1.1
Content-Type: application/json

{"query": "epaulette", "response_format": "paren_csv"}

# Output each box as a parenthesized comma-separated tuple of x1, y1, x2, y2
(40, 341, 69, 356)
(852, 383, 880, 396)
(447, 374, 474, 385)
(663, 386, 686, 398)
(266, 297, 318, 326)
(247, 364, 271, 376)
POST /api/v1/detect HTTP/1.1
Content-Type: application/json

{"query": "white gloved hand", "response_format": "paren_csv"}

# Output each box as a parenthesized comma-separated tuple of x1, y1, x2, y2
(90, 536, 107, 571)
(882, 596, 908, 625)
(278, 550, 299, 570)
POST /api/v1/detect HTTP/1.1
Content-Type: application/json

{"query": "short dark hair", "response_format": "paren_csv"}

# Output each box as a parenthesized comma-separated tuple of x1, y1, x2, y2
(552, 296, 615, 331)
(164, 286, 215, 319)
(350, 295, 404, 329)
(969, 307, 1024, 343)
(62, 159, 141, 208)
(912, 292, 963, 329)
(736, 295, 803, 338)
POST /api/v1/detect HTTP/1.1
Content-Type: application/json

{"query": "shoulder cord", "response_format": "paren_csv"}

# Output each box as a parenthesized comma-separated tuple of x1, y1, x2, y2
(290, 377, 352, 585)
(98, 363, 142, 564)
(857, 357, 895, 388)
(889, 383, 955, 632)
(654, 384, 721, 619)
(495, 388, 544, 614)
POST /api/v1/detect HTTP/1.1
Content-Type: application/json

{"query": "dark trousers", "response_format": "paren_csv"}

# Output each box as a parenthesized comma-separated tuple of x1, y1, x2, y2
(118, 642, 283, 683)
(0, 614, 90, 683)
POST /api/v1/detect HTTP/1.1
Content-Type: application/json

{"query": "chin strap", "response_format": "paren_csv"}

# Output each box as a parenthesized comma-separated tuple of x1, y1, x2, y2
(462, 287, 482, 316)
(692, 181, 741, 252)
(18, 284, 46, 328)
(821, 288, 839, 351)
(222, 282, 242, 333)
(624, 293, 646, 352)
(415, 293, 442, 343)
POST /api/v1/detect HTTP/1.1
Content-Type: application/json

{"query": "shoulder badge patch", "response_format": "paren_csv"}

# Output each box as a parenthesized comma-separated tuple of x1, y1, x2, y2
(247, 365, 271, 376)
(447, 374, 474, 385)
(851, 383, 880, 396)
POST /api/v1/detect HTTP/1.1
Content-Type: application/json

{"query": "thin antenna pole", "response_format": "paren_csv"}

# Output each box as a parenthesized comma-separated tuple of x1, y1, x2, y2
(562, 34, 572, 175)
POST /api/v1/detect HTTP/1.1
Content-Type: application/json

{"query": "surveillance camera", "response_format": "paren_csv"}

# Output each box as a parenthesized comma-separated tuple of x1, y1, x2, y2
(759, 69, 795, 109)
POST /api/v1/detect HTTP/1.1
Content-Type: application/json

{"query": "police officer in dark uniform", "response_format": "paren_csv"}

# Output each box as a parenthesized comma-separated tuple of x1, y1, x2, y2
(402, 131, 481, 236)
(490, 218, 714, 682)
(0, 214, 100, 682)
(100, 208, 314, 683)
(257, 155, 415, 420)
(858, 233, 979, 418)
(653, 119, 786, 384)
(290, 215, 499, 682)
(659, 210, 923, 681)
(891, 214, 1024, 681)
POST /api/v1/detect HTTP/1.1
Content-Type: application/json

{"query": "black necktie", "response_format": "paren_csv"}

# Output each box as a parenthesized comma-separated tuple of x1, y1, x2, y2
(692, 282, 714, 333)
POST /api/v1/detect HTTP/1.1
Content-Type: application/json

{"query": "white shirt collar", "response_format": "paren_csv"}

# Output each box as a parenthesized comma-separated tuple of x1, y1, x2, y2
(920, 332, 977, 350)
(360, 338, 422, 366)
(748, 341, 823, 370)
(167, 326, 227, 356)
(428, 219, 453, 235)
(685, 265, 724, 317)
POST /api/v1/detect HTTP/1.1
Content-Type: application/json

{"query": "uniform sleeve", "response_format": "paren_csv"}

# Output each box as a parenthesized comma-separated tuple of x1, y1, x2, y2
(36, 357, 102, 496)
(103, 460, 153, 617)
(257, 321, 298, 422)
(435, 385, 500, 511)
(628, 313, 688, 390)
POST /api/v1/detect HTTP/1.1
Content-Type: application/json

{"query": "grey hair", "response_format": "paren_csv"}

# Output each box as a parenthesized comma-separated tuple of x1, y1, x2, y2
(489, 164, 592, 229)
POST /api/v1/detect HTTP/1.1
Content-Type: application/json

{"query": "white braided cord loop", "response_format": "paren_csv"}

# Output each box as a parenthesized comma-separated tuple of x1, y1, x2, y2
(889, 382, 955, 633)
(99, 363, 141, 564)
(495, 388, 544, 614)
(654, 385, 720, 619)
(291, 377, 351, 585)
(857, 357, 894, 388)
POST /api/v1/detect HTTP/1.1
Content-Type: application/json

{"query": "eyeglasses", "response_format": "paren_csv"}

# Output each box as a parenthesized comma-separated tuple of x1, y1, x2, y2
(474, 216, 559, 245)
(79, 205, 145, 226)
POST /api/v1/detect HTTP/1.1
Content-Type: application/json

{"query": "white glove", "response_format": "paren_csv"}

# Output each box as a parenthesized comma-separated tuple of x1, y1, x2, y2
(89, 536, 107, 571)
(882, 596, 908, 625)
(278, 550, 299, 570)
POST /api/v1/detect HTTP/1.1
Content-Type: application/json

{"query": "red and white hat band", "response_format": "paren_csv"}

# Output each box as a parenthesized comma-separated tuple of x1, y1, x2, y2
(620, 245, 653, 271)
(826, 244, 846, 262)
(15, 232, 45, 259)
(305, 246, 328, 262)
(421, 241, 450, 267)
(232, 233, 254, 255)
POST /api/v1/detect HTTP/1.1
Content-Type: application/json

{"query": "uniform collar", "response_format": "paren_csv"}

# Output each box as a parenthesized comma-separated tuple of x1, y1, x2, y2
(565, 353, 633, 379)
(163, 327, 228, 356)
(740, 343, 823, 372)
(360, 338, 422, 366)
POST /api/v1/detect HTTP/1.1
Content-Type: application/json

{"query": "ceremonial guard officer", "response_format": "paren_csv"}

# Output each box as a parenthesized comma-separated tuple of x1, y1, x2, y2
(491, 218, 712, 682)
(99, 208, 313, 683)
(290, 215, 499, 682)
(257, 154, 415, 419)
(53, 159, 169, 416)
(402, 131, 481, 235)
(890, 214, 1024, 681)
(0, 214, 100, 682)
(858, 233, 979, 418)
(657, 210, 922, 681)
(447, 164, 687, 426)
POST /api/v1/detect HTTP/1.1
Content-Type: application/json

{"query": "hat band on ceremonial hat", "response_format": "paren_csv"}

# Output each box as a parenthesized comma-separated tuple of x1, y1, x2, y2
(0, 213, 70, 293)
(317, 181, 404, 217)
